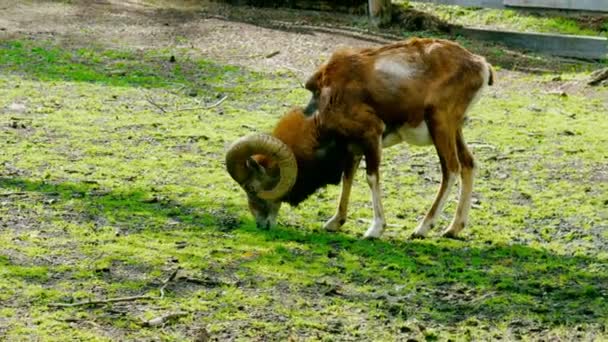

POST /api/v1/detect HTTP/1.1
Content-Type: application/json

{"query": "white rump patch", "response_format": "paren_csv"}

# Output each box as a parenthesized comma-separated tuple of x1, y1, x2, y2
(466, 62, 491, 115)
(374, 57, 417, 81)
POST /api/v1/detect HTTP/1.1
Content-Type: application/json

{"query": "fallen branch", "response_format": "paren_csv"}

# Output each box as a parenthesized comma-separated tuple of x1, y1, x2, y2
(0, 191, 28, 196)
(48, 295, 154, 308)
(141, 311, 188, 327)
(49, 268, 180, 308)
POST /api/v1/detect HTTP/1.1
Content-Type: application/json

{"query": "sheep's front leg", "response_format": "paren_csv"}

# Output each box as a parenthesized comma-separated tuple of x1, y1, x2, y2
(363, 136, 387, 239)
(324, 154, 362, 231)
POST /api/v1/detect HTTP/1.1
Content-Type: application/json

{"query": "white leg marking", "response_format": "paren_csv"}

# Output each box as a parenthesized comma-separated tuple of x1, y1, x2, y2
(363, 173, 387, 239)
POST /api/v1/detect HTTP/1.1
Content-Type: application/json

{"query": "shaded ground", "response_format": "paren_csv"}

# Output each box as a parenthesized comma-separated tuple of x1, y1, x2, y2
(0, 0, 607, 340)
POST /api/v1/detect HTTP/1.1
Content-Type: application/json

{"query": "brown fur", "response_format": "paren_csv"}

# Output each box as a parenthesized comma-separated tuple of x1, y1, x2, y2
(302, 37, 494, 238)
(246, 37, 493, 238)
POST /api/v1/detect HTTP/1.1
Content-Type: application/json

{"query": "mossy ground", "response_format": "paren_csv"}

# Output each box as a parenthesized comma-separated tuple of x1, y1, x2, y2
(1, 1, 607, 341)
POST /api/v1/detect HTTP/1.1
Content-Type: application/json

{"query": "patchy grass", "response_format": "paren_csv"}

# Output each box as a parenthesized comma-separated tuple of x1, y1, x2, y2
(405, 2, 608, 37)
(1, 35, 607, 341)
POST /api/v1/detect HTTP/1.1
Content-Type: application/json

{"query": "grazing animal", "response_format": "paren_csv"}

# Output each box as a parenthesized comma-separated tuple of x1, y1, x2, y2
(226, 38, 494, 239)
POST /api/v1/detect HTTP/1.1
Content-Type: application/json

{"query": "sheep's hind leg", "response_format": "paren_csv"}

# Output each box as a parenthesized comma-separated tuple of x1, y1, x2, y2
(411, 111, 460, 239)
(442, 128, 475, 239)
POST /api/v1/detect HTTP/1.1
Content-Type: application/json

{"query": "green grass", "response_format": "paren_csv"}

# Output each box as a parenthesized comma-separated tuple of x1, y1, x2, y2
(405, 2, 608, 37)
(0, 38, 607, 340)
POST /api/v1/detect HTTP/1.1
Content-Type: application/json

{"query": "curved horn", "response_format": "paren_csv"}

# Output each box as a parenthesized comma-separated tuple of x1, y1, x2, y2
(225, 134, 297, 200)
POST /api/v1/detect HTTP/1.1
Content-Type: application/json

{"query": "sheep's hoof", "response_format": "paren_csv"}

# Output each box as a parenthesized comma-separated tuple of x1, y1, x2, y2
(441, 230, 465, 240)
(323, 217, 345, 232)
(409, 232, 426, 240)
(363, 223, 385, 239)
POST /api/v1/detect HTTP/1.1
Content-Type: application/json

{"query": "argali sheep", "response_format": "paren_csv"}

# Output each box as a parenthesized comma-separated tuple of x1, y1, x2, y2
(226, 38, 494, 239)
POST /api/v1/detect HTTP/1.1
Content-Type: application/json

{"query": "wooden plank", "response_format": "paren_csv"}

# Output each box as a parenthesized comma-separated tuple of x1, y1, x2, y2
(411, 0, 505, 8)
(504, 0, 608, 12)
(453, 27, 608, 59)
(369, 0, 392, 26)
(217, 0, 368, 14)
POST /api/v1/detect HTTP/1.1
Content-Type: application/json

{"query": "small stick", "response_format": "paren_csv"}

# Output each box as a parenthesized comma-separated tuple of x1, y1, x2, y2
(204, 95, 228, 109)
(265, 51, 280, 58)
(141, 311, 188, 327)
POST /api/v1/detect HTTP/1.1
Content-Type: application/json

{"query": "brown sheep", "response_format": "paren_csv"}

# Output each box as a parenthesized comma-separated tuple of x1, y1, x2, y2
(226, 37, 493, 239)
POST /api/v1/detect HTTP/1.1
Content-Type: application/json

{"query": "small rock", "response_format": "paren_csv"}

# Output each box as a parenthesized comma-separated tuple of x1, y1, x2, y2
(8, 103, 27, 113)
(547, 90, 567, 97)
(108, 69, 127, 77)
(561, 130, 576, 136)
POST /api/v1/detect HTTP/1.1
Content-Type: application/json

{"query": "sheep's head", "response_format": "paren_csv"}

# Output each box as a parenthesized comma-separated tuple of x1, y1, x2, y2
(225, 134, 297, 229)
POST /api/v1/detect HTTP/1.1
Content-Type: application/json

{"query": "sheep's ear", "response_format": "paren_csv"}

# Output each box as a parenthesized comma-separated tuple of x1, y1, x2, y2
(246, 157, 266, 176)
(318, 86, 332, 112)
(305, 69, 321, 92)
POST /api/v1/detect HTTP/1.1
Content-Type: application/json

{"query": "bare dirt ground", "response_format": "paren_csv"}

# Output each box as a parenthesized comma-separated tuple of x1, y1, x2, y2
(1, 1, 607, 340)
(1, 0, 605, 92)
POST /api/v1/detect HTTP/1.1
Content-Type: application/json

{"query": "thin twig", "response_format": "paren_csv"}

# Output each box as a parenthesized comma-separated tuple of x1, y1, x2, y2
(356, 218, 401, 228)
(145, 96, 167, 113)
(159, 267, 180, 299)
(204, 95, 228, 109)
(49, 268, 180, 308)
(174, 95, 228, 112)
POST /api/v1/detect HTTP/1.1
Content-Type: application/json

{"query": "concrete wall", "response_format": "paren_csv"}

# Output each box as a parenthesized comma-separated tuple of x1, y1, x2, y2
(412, 0, 505, 8)
(504, 0, 608, 12)
(453, 27, 608, 59)
(412, 0, 608, 12)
